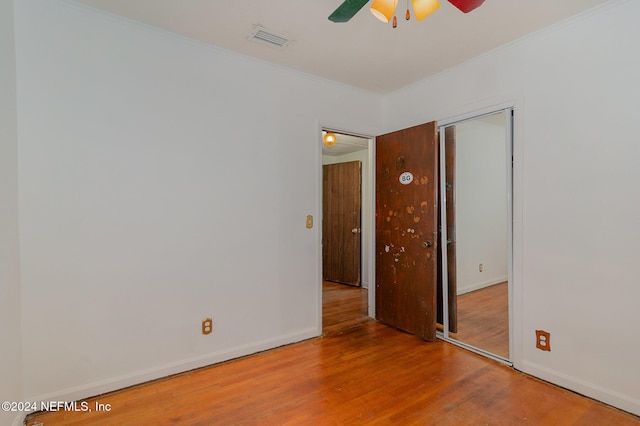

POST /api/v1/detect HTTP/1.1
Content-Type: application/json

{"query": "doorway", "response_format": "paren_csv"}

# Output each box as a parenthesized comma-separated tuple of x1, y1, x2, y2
(438, 109, 513, 362)
(321, 130, 373, 332)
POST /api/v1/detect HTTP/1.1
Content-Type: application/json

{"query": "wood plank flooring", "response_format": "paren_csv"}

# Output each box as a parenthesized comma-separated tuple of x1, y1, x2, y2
(26, 282, 639, 425)
(449, 282, 509, 358)
(322, 280, 369, 333)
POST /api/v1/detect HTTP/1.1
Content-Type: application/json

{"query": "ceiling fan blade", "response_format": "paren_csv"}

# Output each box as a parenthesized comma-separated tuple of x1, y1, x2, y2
(448, 0, 485, 13)
(328, 0, 370, 23)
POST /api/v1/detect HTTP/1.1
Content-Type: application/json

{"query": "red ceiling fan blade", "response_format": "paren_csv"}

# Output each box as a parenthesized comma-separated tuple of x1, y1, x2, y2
(448, 0, 485, 13)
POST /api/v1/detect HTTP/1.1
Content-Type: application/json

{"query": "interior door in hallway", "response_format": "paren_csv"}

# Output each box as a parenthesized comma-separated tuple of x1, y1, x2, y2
(323, 161, 362, 286)
(376, 122, 439, 341)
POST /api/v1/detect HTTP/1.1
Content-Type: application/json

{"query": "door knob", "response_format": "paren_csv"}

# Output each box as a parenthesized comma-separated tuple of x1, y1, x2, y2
(423, 241, 432, 248)
(352, 228, 360, 234)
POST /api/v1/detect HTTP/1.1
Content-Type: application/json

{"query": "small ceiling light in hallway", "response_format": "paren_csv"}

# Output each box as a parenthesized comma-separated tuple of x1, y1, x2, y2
(323, 132, 337, 147)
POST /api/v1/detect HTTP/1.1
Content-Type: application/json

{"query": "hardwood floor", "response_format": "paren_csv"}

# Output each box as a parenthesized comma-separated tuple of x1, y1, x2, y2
(26, 282, 639, 425)
(322, 280, 369, 333)
(449, 282, 509, 358)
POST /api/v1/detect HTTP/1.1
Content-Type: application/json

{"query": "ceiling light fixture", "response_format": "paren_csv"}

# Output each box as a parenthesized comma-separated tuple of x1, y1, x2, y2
(412, 0, 441, 20)
(323, 132, 337, 147)
(371, 0, 440, 27)
(370, 0, 398, 23)
(329, 0, 486, 24)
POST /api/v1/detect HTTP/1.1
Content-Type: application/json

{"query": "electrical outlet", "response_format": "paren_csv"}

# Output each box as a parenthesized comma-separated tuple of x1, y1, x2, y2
(202, 318, 213, 335)
(479, 263, 483, 272)
(536, 330, 550, 351)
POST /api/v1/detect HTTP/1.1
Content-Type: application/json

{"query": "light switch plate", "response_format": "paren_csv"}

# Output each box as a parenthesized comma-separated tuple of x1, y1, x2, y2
(306, 215, 313, 229)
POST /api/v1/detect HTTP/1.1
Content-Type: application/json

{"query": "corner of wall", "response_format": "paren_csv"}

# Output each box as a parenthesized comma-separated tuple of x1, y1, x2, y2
(0, 1, 25, 426)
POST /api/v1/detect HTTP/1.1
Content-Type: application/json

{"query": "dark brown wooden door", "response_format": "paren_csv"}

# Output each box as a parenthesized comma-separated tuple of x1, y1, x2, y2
(323, 161, 362, 286)
(376, 122, 439, 341)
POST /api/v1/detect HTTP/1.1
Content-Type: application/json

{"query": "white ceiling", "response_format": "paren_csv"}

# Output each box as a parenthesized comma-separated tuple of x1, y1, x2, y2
(71, 0, 612, 93)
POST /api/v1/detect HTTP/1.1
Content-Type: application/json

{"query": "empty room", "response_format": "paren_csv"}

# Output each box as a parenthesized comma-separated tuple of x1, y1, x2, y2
(2, 0, 640, 424)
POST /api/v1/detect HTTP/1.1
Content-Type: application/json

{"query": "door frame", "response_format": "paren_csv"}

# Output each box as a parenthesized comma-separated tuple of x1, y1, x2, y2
(318, 125, 377, 326)
(436, 103, 517, 366)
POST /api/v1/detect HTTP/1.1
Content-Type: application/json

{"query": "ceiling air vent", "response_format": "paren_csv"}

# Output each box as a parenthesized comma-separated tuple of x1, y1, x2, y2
(249, 26, 293, 49)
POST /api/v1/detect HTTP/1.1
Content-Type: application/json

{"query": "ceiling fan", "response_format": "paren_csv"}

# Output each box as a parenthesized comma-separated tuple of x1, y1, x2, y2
(329, 0, 485, 23)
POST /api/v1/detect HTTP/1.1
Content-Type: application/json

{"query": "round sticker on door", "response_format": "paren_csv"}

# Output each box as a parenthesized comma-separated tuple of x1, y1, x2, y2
(399, 172, 414, 185)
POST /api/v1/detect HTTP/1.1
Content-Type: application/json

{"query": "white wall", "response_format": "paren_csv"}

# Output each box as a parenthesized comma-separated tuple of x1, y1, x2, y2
(14, 0, 382, 402)
(323, 148, 371, 288)
(455, 117, 508, 294)
(0, 0, 24, 425)
(383, 0, 640, 415)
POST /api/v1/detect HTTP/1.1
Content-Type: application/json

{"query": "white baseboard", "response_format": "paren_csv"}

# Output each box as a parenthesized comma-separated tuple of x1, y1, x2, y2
(522, 361, 640, 417)
(457, 276, 508, 295)
(26, 327, 320, 404)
